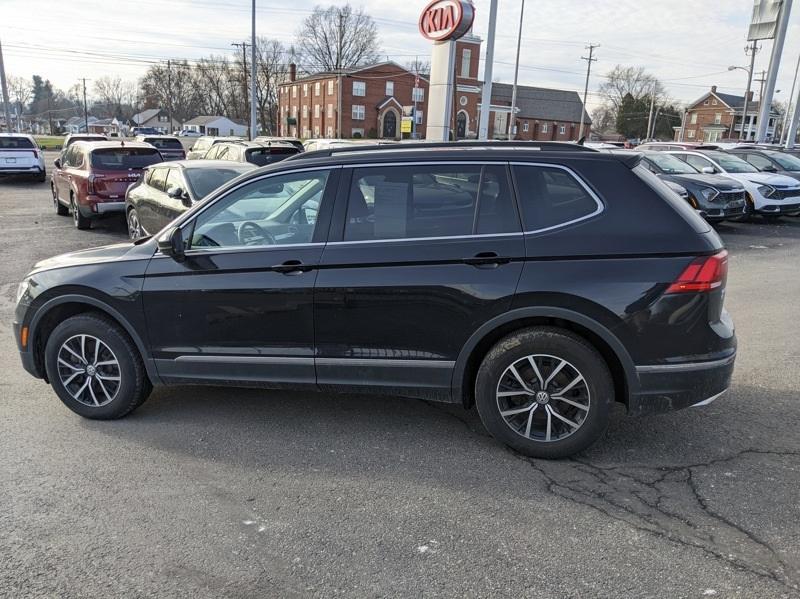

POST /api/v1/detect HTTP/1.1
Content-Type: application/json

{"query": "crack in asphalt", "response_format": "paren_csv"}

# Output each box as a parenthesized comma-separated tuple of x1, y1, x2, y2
(508, 448, 800, 592)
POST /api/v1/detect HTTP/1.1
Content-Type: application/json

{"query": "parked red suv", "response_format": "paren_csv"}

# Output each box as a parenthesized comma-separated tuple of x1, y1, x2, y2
(52, 141, 163, 229)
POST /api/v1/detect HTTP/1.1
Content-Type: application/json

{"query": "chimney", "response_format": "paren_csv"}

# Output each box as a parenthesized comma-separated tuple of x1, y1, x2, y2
(711, 85, 717, 93)
(289, 63, 297, 82)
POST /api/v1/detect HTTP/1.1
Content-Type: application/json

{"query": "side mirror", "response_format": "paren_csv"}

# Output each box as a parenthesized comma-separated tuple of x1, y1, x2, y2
(156, 226, 185, 262)
(167, 186, 183, 198)
(762, 164, 778, 172)
(701, 166, 715, 174)
(54, 158, 62, 169)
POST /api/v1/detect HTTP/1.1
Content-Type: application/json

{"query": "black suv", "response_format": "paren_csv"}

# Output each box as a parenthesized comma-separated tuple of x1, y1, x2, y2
(13, 142, 736, 458)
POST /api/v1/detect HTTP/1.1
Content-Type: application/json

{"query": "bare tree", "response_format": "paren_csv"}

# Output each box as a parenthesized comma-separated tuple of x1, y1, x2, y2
(92, 76, 136, 120)
(255, 38, 289, 135)
(194, 56, 235, 117)
(139, 61, 199, 126)
(598, 65, 667, 112)
(405, 58, 430, 77)
(296, 4, 380, 71)
(590, 105, 616, 134)
(7, 75, 32, 118)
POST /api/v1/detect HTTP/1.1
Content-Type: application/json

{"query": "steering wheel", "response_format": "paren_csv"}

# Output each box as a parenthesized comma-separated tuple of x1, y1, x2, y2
(237, 221, 275, 246)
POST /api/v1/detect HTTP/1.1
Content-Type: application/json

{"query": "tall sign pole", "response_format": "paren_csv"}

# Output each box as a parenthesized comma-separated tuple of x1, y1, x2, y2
(419, 0, 475, 141)
(507, 0, 525, 139)
(0, 39, 12, 133)
(477, 0, 498, 139)
(755, 0, 792, 142)
(250, 0, 257, 139)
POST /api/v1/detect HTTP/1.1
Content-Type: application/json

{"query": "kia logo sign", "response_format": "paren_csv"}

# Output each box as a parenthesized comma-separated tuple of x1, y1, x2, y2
(419, 0, 475, 42)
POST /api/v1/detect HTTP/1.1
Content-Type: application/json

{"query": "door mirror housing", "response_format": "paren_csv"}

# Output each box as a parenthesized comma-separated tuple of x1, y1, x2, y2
(156, 226, 185, 262)
(762, 164, 778, 172)
(54, 158, 62, 169)
(167, 186, 192, 207)
(701, 166, 715, 174)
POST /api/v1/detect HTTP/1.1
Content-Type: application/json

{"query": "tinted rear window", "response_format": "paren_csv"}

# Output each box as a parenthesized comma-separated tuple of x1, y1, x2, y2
(91, 148, 162, 169)
(0, 137, 34, 149)
(144, 138, 183, 149)
(245, 147, 298, 166)
(512, 165, 601, 231)
(185, 167, 250, 199)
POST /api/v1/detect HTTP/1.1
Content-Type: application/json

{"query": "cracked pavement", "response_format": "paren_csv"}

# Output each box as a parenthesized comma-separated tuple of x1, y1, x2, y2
(1, 158, 800, 598)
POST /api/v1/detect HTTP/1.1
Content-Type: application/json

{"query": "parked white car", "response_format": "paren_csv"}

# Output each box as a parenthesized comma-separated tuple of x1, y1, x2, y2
(0, 133, 47, 182)
(667, 149, 800, 217)
(177, 130, 202, 137)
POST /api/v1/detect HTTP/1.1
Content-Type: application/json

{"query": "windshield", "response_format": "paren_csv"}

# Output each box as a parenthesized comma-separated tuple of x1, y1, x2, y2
(185, 167, 251, 199)
(0, 137, 34, 149)
(90, 148, 163, 170)
(645, 153, 698, 174)
(144, 137, 183, 149)
(703, 151, 759, 173)
(767, 151, 800, 170)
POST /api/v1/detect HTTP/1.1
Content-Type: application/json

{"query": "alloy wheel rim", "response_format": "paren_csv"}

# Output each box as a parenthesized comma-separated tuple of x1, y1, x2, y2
(128, 209, 141, 240)
(71, 200, 78, 226)
(56, 334, 121, 407)
(496, 354, 590, 443)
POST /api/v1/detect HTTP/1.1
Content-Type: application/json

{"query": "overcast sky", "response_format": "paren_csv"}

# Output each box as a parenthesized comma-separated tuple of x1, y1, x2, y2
(4, 0, 800, 112)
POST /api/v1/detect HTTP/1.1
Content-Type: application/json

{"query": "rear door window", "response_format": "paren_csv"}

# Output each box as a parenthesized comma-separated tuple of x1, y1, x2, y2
(343, 164, 519, 242)
(511, 165, 601, 231)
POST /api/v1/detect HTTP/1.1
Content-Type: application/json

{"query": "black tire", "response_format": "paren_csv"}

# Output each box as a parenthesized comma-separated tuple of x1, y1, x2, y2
(71, 196, 92, 230)
(475, 327, 613, 459)
(763, 214, 782, 223)
(52, 184, 69, 215)
(44, 312, 152, 419)
(36, 171, 47, 183)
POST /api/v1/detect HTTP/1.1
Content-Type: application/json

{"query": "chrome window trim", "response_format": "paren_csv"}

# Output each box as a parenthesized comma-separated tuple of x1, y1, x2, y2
(151, 241, 326, 259)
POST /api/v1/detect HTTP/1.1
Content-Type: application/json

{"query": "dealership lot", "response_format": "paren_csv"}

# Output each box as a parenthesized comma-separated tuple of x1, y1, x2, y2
(2, 157, 800, 597)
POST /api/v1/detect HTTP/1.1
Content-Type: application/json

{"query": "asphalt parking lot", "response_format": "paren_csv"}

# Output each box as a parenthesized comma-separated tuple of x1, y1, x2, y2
(1, 154, 800, 598)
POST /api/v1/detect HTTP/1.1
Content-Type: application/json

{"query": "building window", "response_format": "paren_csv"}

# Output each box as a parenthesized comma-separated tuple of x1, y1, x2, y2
(687, 129, 696, 139)
(559, 125, 566, 135)
(690, 113, 698, 124)
(415, 110, 424, 124)
(291, 106, 297, 118)
(292, 85, 298, 98)
(703, 99, 709, 105)
(713, 113, 721, 124)
(541, 123, 548, 133)
(412, 87, 424, 102)
(461, 48, 471, 77)
(302, 105, 308, 119)
(352, 105, 365, 120)
(314, 104, 320, 118)
(523, 121, 529, 132)
(303, 84, 308, 97)
(327, 80, 334, 95)
(315, 82, 321, 96)
(326, 126, 333, 138)
(712, 99, 717, 105)
(314, 125, 320, 137)
(386, 81, 394, 96)
(352, 128, 365, 138)
(353, 81, 366, 96)
(327, 103, 333, 119)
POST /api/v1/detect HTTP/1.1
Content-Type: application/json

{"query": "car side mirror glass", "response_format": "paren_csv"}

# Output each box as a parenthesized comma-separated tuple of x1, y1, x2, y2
(156, 226, 185, 262)
(167, 186, 182, 198)
(762, 164, 777, 172)
(701, 166, 715, 174)
(54, 158, 61, 169)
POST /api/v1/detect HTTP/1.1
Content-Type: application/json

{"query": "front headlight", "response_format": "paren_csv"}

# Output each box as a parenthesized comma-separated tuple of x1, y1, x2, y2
(756, 184, 775, 198)
(699, 187, 718, 202)
(15, 279, 29, 304)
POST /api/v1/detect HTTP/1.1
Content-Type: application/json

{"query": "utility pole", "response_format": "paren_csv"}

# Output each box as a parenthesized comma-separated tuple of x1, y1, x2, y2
(780, 52, 800, 144)
(478, 0, 498, 140)
(578, 43, 599, 140)
(81, 78, 89, 133)
(645, 83, 656, 141)
(756, 0, 792, 142)
(232, 42, 250, 133)
(250, 0, 257, 139)
(0, 38, 12, 134)
(739, 41, 759, 140)
(166, 61, 173, 134)
(507, 0, 525, 139)
(336, 11, 344, 138)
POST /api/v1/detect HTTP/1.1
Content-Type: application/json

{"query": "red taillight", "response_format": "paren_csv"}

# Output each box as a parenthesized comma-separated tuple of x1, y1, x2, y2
(87, 174, 96, 195)
(666, 250, 728, 294)
(31, 149, 39, 159)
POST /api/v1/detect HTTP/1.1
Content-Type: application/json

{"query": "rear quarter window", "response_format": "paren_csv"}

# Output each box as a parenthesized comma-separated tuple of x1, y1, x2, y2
(511, 165, 602, 231)
(632, 164, 711, 234)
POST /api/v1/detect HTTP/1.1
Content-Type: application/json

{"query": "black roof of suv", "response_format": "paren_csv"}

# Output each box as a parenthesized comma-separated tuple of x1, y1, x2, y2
(14, 141, 734, 459)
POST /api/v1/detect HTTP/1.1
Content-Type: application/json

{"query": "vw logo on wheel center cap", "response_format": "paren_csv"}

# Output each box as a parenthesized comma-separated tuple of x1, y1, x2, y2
(535, 391, 550, 404)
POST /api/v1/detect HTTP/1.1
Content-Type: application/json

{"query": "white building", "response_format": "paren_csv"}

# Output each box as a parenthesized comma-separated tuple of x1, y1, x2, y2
(183, 115, 248, 137)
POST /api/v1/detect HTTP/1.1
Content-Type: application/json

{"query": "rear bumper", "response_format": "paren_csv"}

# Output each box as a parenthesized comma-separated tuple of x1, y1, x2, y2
(627, 353, 736, 416)
(78, 197, 127, 216)
(0, 165, 44, 176)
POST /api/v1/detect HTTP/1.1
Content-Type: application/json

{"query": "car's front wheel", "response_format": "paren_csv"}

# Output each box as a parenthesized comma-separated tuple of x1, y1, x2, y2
(44, 313, 152, 419)
(475, 327, 613, 459)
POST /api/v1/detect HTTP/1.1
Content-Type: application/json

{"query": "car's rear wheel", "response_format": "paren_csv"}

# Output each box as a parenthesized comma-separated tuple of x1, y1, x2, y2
(71, 196, 91, 230)
(44, 313, 152, 419)
(127, 207, 143, 240)
(35, 171, 47, 183)
(52, 184, 68, 215)
(475, 327, 613, 459)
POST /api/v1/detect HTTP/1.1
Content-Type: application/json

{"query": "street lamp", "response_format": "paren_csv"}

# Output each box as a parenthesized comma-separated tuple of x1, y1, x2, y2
(729, 65, 754, 141)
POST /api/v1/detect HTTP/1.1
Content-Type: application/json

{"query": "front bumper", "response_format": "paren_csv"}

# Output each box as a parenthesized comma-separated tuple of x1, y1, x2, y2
(700, 204, 747, 221)
(758, 202, 800, 215)
(627, 352, 736, 416)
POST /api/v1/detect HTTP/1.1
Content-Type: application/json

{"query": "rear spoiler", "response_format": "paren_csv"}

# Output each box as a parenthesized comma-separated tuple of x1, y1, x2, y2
(606, 150, 643, 169)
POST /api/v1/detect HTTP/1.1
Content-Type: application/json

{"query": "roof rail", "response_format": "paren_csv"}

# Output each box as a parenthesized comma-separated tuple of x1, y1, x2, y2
(289, 140, 597, 161)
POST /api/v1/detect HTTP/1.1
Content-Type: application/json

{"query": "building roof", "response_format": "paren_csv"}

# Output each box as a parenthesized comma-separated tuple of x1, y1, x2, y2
(132, 108, 161, 124)
(490, 83, 592, 124)
(185, 115, 247, 126)
(286, 61, 429, 85)
(690, 89, 779, 115)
